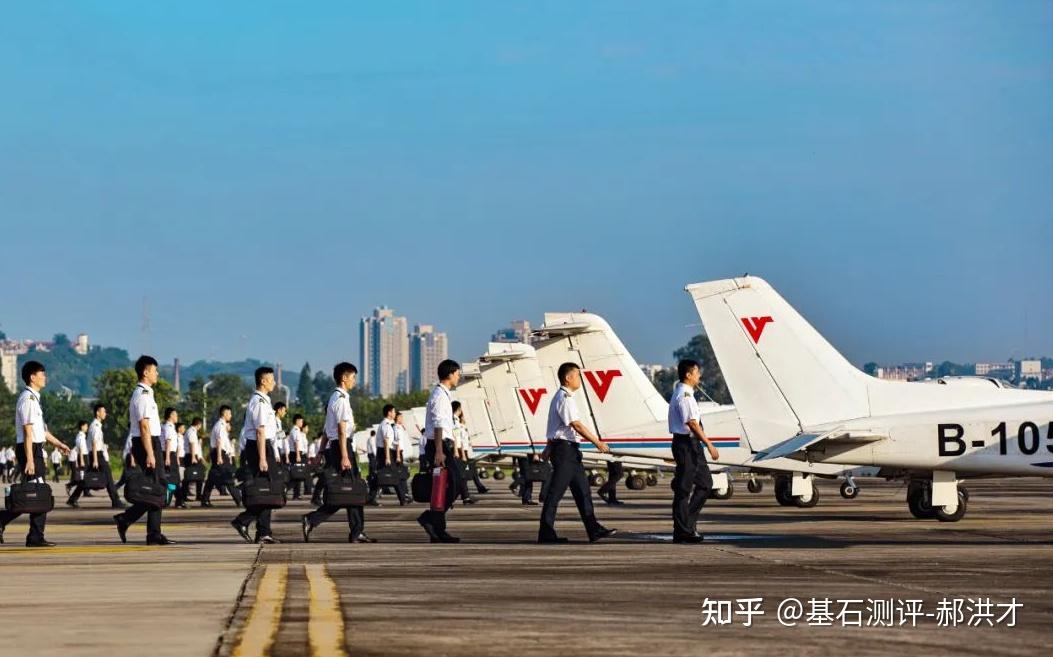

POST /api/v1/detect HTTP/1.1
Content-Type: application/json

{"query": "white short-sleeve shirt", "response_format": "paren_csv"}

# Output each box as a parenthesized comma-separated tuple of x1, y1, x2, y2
(211, 419, 233, 455)
(15, 388, 47, 444)
(667, 382, 703, 435)
(324, 390, 354, 441)
(378, 419, 396, 452)
(424, 384, 454, 443)
(89, 418, 105, 454)
(184, 425, 202, 458)
(546, 386, 582, 443)
(162, 422, 179, 454)
(74, 431, 88, 459)
(240, 392, 276, 447)
(129, 383, 161, 438)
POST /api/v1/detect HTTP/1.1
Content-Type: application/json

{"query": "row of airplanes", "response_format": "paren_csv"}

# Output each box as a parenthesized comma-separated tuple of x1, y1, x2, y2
(354, 276, 1053, 522)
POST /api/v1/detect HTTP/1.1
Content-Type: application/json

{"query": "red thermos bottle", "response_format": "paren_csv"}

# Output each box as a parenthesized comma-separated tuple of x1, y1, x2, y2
(430, 466, 448, 512)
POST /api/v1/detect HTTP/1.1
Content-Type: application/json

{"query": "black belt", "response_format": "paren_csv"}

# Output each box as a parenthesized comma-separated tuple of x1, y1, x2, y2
(673, 433, 692, 439)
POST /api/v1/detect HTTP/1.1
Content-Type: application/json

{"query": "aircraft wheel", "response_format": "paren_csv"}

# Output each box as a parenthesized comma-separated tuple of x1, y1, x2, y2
(747, 479, 764, 494)
(840, 482, 860, 499)
(793, 483, 820, 508)
(626, 474, 646, 491)
(479, 469, 490, 480)
(493, 469, 506, 481)
(711, 480, 734, 501)
(935, 489, 968, 523)
(959, 486, 969, 502)
(774, 475, 794, 506)
(646, 474, 658, 487)
(907, 486, 937, 519)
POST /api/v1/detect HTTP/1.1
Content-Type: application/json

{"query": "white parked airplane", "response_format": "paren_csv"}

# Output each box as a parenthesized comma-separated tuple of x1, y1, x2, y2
(533, 312, 879, 505)
(686, 275, 1053, 521)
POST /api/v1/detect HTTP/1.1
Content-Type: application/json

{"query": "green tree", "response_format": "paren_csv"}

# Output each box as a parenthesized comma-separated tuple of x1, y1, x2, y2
(296, 363, 319, 414)
(863, 362, 879, 376)
(653, 334, 732, 404)
(313, 370, 332, 403)
(0, 372, 16, 444)
(94, 369, 179, 450)
(39, 392, 91, 443)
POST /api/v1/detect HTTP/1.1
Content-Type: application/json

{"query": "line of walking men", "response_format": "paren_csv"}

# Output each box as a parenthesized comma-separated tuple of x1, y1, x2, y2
(2, 355, 720, 547)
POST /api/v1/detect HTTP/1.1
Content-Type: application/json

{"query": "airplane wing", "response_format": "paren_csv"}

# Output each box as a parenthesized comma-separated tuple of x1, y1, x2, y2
(753, 429, 888, 461)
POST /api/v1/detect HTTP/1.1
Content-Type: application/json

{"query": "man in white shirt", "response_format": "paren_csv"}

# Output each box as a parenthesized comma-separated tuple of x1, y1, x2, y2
(368, 405, 397, 505)
(273, 402, 288, 464)
(113, 355, 174, 546)
(450, 402, 477, 506)
(0, 361, 71, 546)
(302, 362, 374, 544)
(231, 367, 281, 544)
(202, 405, 241, 508)
(416, 359, 465, 543)
(160, 408, 183, 508)
(181, 417, 204, 502)
(668, 359, 720, 544)
(288, 414, 308, 500)
(537, 362, 616, 544)
(84, 404, 124, 508)
(50, 443, 64, 482)
(65, 421, 91, 507)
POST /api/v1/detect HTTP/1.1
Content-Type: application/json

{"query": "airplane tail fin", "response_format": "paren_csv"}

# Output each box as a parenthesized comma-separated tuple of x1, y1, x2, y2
(685, 276, 871, 450)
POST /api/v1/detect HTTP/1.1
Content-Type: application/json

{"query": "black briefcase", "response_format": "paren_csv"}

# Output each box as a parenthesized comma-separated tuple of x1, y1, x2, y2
(207, 464, 235, 486)
(524, 461, 552, 483)
(411, 471, 431, 503)
(81, 470, 107, 490)
(276, 466, 290, 485)
(242, 476, 286, 510)
(376, 465, 408, 487)
(5, 482, 55, 514)
(163, 465, 182, 486)
(288, 462, 308, 482)
(124, 470, 165, 510)
(183, 463, 206, 483)
(322, 471, 368, 507)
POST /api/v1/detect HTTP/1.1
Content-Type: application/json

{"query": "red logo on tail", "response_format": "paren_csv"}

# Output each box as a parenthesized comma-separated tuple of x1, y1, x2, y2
(583, 370, 622, 402)
(518, 388, 547, 415)
(741, 316, 774, 343)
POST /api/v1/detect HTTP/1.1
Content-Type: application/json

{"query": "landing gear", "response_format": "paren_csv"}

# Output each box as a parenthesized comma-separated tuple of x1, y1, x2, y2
(839, 481, 859, 499)
(747, 478, 764, 494)
(479, 469, 490, 480)
(588, 472, 606, 487)
(711, 480, 735, 500)
(793, 483, 819, 508)
(645, 473, 658, 487)
(626, 474, 647, 491)
(774, 475, 794, 506)
(493, 469, 506, 481)
(774, 473, 819, 507)
(907, 476, 968, 522)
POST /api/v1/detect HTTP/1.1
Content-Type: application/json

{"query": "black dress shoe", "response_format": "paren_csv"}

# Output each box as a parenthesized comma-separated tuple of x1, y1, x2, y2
(353, 533, 378, 544)
(0, 524, 5, 544)
(147, 535, 177, 546)
(111, 502, 127, 510)
(366, 499, 381, 507)
(607, 499, 626, 506)
(522, 500, 538, 506)
(301, 515, 313, 543)
(256, 535, 280, 544)
(538, 536, 569, 544)
(672, 534, 704, 544)
(200, 501, 213, 508)
(462, 497, 477, 506)
(230, 520, 252, 543)
(417, 517, 440, 542)
(476, 487, 490, 495)
(589, 527, 618, 543)
(438, 533, 460, 543)
(66, 499, 79, 508)
(26, 539, 57, 547)
(113, 514, 129, 544)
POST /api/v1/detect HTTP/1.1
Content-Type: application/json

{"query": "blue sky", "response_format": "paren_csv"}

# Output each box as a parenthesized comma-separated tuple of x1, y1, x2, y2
(1, 1, 1050, 372)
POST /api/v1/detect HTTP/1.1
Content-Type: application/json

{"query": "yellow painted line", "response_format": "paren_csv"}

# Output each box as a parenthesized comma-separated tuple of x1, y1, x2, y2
(0, 545, 160, 555)
(306, 564, 349, 657)
(231, 564, 288, 657)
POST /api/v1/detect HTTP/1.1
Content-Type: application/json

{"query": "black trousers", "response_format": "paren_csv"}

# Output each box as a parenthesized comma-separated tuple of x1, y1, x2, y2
(165, 454, 183, 505)
(116, 436, 164, 541)
(671, 434, 713, 538)
(181, 455, 203, 500)
(235, 440, 277, 537)
(305, 442, 364, 539)
(202, 452, 241, 505)
(372, 450, 407, 504)
(598, 460, 624, 502)
(538, 441, 603, 541)
(0, 444, 48, 542)
(417, 439, 462, 536)
(454, 457, 472, 502)
(517, 456, 549, 503)
(469, 461, 487, 493)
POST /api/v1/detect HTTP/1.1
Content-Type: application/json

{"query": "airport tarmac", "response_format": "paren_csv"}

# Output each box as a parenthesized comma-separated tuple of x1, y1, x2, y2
(1, 477, 1051, 657)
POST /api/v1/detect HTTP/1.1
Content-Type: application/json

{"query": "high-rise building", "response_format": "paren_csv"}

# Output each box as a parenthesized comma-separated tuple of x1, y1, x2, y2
(359, 307, 409, 397)
(492, 320, 532, 344)
(74, 333, 89, 355)
(410, 324, 449, 391)
(0, 350, 17, 394)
